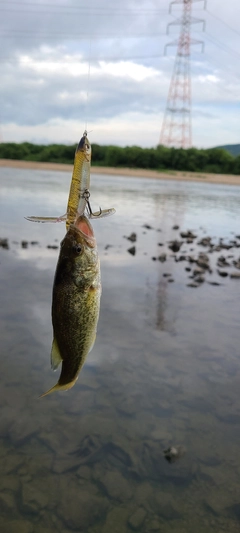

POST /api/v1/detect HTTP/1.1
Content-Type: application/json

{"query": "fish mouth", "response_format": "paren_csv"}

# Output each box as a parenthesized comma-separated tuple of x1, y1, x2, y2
(73, 215, 96, 247)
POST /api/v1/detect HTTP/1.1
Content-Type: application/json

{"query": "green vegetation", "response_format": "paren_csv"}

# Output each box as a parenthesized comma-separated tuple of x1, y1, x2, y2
(0, 141, 240, 175)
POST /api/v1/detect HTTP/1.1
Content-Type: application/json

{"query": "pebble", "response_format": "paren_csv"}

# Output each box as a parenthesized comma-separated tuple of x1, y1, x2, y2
(127, 246, 136, 256)
(230, 272, 240, 279)
(168, 240, 182, 252)
(158, 253, 166, 262)
(125, 232, 137, 242)
(0, 238, 9, 249)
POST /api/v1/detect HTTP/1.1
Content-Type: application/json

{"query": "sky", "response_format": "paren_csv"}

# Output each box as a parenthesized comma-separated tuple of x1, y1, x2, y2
(0, 0, 240, 148)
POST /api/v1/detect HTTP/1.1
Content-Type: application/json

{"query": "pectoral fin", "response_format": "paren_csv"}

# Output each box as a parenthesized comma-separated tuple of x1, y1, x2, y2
(50, 338, 63, 371)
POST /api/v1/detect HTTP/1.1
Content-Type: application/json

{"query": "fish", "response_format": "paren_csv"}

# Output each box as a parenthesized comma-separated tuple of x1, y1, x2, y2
(26, 131, 115, 227)
(40, 214, 101, 397)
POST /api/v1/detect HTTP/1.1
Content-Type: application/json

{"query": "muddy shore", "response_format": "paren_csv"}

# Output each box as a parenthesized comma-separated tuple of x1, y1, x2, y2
(1, 158, 240, 186)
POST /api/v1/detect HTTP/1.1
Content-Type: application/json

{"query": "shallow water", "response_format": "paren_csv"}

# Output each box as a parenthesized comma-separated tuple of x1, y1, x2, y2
(0, 167, 240, 533)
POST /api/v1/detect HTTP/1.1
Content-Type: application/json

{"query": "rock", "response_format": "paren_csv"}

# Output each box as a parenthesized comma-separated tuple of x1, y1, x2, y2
(158, 253, 166, 262)
(197, 237, 212, 246)
(125, 233, 137, 243)
(172, 225, 179, 230)
(76, 465, 92, 480)
(157, 242, 163, 246)
(58, 487, 108, 530)
(180, 231, 197, 239)
(21, 240, 28, 248)
(102, 506, 129, 533)
(217, 256, 230, 268)
(232, 258, 240, 269)
(196, 252, 210, 270)
(127, 246, 136, 256)
(230, 272, 240, 279)
(0, 238, 9, 249)
(153, 492, 182, 520)
(193, 267, 204, 276)
(163, 445, 186, 463)
(187, 283, 198, 288)
(142, 224, 153, 230)
(0, 492, 16, 512)
(30, 241, 39, 245)
(194, 276, 205, 284)
(185, 267, 191, 272)
(147, 518, 162, 531)
(163, 273, 171, 277)
(46, 244, 58, 249)
(168, 240, 182, 252)
(2, 520, 33, 533)
(151, 257, 157, 261)
(101, 471, 133, 502)
(104, 244, 113, 250)
(21, 482, 49, 514)
(208, 281, 221, 286)
(168, 278, 174, 282)
(217, 270, 228, 277)
(128, 508, 147, 530)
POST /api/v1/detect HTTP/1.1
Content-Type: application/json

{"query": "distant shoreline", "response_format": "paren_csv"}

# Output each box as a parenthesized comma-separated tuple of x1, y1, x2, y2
(1, 158, 240, 186)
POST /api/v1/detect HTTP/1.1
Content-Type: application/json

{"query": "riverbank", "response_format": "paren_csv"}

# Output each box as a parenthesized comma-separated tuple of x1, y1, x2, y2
(1, 158, 240, 186)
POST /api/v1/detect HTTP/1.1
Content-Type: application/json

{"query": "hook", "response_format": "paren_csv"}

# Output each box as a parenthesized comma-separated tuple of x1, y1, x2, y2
(82, 189, 102, 217)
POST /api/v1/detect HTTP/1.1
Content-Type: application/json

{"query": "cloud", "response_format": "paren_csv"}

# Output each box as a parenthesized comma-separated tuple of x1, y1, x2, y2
(0, 0, 240, 147)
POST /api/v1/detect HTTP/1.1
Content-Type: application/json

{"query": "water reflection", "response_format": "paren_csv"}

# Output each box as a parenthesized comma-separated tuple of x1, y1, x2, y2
(0, 168, 240, 532)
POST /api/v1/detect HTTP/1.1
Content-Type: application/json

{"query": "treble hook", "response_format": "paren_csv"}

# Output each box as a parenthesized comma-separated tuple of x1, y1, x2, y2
(82, 189, 102, 218)
(86, 199, 102, 218)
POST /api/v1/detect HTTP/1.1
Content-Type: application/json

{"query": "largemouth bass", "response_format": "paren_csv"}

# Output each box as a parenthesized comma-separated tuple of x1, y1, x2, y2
(26, 131, 115, 227)
(41, 214, 101, 397)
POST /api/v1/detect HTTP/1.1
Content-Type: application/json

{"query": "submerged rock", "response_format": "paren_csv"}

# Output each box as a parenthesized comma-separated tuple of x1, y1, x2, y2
(180, 231, 197, 239)
(125, 232, 137, 242)
(230, 272, 240, 279)
(163, 445, 186, 463)
(101, 471, 133, 502)
(168, 240, 182, 252)
(128, 508, 146, 530)
(127, 246, 136, 256)
(217, 270, 228, 277)
(0, 238, 9, 249)
(158, 253, 167, 262)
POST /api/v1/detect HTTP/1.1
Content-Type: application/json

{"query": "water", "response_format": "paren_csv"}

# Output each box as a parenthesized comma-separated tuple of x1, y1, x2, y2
(0, 167, 240, 533)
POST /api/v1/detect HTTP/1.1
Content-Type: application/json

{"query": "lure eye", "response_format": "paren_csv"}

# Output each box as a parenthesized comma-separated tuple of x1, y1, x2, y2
(73, 243, 82, 254)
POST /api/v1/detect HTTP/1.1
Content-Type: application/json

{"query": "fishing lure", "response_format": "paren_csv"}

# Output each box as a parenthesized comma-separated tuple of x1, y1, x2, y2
(26, 131, 115, 228)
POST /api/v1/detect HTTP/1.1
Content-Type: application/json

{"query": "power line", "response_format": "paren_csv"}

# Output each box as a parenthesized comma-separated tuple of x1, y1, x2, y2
(206, 8, 240, 38)
(205, 31, 240, 61)
(0, 30, 168, 39)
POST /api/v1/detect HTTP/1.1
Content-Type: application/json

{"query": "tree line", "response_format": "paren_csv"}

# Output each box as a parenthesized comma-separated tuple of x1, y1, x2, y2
(0, 141, 240, 175)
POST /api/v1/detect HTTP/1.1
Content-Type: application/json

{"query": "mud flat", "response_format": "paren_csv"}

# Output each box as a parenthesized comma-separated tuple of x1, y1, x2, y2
(0, 158, 240, 186)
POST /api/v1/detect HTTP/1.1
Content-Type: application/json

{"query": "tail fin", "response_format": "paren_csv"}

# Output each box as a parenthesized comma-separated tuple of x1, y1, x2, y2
(39, 379, 77, 398)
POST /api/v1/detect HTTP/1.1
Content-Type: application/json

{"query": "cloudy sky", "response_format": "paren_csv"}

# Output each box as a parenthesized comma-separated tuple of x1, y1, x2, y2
(0, 0, 240, 148)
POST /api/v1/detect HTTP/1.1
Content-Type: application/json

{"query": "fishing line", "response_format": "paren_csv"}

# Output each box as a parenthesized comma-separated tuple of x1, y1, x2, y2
(84, 38, 92, 134)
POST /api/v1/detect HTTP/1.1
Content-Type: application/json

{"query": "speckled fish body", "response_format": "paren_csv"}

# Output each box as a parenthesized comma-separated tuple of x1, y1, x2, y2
(41, 215, 101, 396)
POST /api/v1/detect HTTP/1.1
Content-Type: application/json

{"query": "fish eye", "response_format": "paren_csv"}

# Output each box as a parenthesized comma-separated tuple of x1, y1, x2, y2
(73, 243, 82, 254)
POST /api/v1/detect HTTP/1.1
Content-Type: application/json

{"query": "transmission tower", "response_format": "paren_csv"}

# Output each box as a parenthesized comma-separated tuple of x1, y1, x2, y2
(159, 0, 206, 148)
